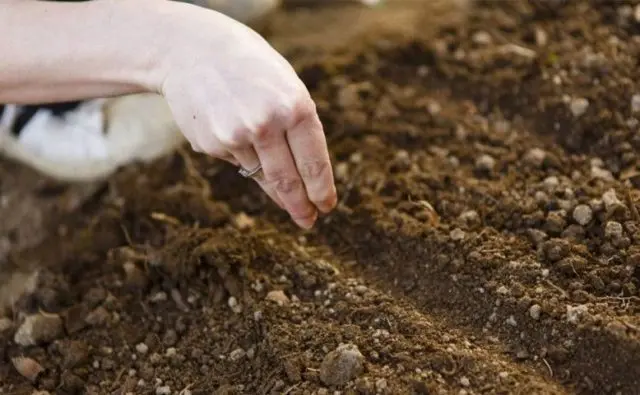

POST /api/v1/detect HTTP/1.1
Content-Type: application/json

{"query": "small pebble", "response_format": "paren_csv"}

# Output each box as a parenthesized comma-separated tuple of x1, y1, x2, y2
(543, 239, 571, 262)
(228, 297, 242, 314)
(156, 386, 171, 395)
(589, 198, 604, 212)
(11, 356, 44, 382)
(475, 154, 496, 172)
(319, 343, 365, 386)
(566, 305, 589, 324)
(349, 152, 363, 164)
(83, 287, 107, 307)
(459, 210, 480, 227)
(136, 343, 149, 355)
(603, 189, 627, 216)
(426, 101, 442, 115)
(460, 377, 471, 387)
(85, 307, 110, 327)
(450, 228, 466, 241)
(591, 166, 614, 181)
(545, 211, 567, 234)
(543, 176, 559, 190)
(265, 290, 290, 305)
(334, 162, 349, 181)
(150, 292, 168, 303)
(570, 97, 589, 117)
(605, 221, 624, 240)
(527, 229, 548, 246)
(524, 148, 547, 167)
(591, 157, 605, 168)
(375, 378, 388, 391)
(557, 199, 575, 212)
(572, 205, 593, 226)
(14, 314, 64, 346)
(534, 27, 548, 46)
(233, 212, 255, 230)
(229, 348, 246, 362)
(472, 31, 492, 45)
(529, 304, 542, 320)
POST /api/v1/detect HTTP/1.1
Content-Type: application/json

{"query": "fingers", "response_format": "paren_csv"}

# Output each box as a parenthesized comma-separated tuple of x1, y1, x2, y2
(189, 128, 285, 210)
(231, 146, 284, 210)
(285, 104, 337, 214)
(253, 125, 318, 229)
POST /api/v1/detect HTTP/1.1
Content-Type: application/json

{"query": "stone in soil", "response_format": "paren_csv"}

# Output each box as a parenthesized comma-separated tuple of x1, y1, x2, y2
(14, 313, 64, 346)
(319, 343, 365, 387)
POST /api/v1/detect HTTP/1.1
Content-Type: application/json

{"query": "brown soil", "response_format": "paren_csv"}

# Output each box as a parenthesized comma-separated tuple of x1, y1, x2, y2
(2, 0, 640, 394)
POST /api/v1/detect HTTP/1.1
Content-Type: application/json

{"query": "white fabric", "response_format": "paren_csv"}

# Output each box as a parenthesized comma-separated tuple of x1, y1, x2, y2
(16, 99, 110, 162)
(0, 94, 184, 182)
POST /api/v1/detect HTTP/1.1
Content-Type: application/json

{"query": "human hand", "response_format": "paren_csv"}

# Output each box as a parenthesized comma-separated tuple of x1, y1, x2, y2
(154, 2, 337, 229)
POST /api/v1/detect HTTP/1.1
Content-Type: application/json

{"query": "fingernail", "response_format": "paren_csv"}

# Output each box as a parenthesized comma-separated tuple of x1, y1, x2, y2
(294, 211, 317, 230)
(322, 193, 338, 213)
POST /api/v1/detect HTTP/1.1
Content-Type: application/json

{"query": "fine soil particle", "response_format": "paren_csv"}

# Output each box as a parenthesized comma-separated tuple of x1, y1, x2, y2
(2, 1, 640, 394)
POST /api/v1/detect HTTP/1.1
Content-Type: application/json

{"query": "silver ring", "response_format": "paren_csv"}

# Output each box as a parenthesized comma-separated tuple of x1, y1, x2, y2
(238, 164, 262, 178)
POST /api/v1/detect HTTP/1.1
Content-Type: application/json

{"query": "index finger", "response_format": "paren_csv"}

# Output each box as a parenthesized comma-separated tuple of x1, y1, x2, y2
(286, 103, 337, 214)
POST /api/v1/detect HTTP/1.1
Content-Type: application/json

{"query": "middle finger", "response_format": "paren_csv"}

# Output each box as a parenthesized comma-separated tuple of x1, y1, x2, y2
(253, 127, 317, 229)
(231, 146, 285, 210)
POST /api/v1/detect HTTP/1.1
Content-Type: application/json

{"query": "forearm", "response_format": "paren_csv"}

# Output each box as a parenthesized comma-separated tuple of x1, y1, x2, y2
(0, 0, 170, 104)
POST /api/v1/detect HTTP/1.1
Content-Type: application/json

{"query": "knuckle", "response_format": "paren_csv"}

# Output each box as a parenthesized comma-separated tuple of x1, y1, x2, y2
(266, 170, 303, 195)
(294, 97, 317, 120)
(251, 123, 272, 143)
(299, 160, 330, 180)
(272, 100, 295, 124)
(275, 177, 303, 195)
(289, 98, 321, 131)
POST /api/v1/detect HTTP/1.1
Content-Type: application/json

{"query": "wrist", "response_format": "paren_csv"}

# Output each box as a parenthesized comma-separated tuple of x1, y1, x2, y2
(141, 1, 235, 96)
(95, 0, 173, 94)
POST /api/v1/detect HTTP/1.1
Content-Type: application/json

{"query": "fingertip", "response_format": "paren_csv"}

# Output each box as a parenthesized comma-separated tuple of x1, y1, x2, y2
(317, 185, 338, 214)
(293, 210, 318, 230)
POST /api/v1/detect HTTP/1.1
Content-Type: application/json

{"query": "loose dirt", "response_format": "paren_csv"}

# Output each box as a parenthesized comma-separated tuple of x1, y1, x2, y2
(2, 0, 639, 394)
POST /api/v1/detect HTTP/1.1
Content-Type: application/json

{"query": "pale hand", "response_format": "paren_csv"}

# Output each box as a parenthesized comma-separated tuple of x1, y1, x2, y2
(156, 4, 337, 229)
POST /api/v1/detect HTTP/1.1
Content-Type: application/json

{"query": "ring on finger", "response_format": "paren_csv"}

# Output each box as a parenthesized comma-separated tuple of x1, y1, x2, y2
(238, 164, 263, 179)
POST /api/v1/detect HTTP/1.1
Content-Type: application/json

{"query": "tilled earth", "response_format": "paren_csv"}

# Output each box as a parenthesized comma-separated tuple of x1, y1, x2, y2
(2, 1, 640, 394)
